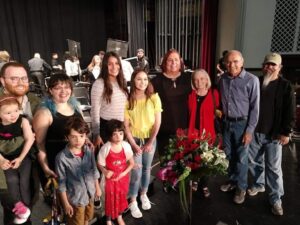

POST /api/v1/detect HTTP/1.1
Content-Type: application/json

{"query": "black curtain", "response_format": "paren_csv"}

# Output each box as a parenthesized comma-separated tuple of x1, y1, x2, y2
(127, 0, 146, 57)
(0, 0, 127, 67)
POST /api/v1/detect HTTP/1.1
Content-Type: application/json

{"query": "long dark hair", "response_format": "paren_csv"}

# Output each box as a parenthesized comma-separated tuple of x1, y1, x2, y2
(128, 69, 154, 110)
(99, 51, 128, 103)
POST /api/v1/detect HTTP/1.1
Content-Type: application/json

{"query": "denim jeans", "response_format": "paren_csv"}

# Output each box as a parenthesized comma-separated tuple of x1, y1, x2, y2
(129, 138, 156, 198)
(249, 133, 283, 205)
(222, 119, 249, 191)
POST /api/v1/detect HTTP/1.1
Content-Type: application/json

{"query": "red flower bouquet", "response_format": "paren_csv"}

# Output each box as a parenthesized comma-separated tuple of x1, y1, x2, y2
(157, 128, 228, 215)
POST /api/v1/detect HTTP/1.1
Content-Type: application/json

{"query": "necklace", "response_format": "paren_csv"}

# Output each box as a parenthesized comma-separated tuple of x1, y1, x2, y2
(163, 72, 181, 88)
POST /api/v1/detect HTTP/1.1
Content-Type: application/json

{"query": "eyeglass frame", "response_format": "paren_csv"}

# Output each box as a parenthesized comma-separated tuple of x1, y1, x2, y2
(3, 76, 29, 84)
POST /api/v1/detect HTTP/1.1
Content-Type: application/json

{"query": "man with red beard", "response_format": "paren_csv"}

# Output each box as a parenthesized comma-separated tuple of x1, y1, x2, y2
(248, 53, 294, 216)
(0, 61, 40, 224)
(0, 62, 40, 120)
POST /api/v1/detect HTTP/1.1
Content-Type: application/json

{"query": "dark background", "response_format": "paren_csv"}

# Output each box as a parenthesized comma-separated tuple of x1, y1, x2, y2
(0, 0, 128, 67)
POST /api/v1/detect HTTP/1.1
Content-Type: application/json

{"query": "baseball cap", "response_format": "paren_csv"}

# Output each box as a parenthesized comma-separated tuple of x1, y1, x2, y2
(263, 53, 282, 65)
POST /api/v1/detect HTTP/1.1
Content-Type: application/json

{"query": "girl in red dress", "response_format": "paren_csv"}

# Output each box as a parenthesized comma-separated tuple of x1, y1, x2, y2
(97, 119, 134, 225)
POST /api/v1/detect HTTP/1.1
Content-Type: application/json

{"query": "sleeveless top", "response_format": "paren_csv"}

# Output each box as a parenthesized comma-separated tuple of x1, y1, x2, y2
(45, 111, 82, 170)
(0, 116, 24, 158)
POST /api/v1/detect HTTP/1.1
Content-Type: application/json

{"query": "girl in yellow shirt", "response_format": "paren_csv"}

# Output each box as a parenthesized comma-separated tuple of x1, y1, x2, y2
(124, 69, 162, 218)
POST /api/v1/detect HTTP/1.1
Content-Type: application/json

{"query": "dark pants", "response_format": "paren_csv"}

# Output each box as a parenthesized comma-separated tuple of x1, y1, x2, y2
(0, 189, 15, 211)
(100, 118, 110, 144)
(30, 71, 46, 94)
(1, 157, 32, 224)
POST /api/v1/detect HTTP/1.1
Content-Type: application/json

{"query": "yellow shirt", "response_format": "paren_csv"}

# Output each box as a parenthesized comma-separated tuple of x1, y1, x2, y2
(125, 93, 162, 139)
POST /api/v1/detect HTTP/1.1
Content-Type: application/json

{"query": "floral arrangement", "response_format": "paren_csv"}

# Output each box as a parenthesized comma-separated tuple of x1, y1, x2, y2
(157, 129, 229, 215)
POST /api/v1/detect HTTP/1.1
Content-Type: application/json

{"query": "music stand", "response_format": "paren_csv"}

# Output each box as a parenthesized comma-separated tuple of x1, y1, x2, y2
(67, 39, 81, 58)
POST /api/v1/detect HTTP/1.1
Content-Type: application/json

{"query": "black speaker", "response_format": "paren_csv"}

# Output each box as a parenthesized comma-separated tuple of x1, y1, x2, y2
(106, 38, 128, 58)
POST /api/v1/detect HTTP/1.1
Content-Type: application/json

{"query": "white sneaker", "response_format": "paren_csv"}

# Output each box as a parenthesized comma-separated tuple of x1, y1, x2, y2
(140, 194, 151, 210)
(129, 201, 143, 218)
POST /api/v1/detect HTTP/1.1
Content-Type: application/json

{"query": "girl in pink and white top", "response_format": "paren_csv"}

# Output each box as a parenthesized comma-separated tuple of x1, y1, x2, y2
(91, 51, 128, 148)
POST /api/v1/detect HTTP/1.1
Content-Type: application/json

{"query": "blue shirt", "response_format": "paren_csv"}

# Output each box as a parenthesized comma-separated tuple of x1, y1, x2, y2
(219, 69, 260, 134)
(55, 145, 100, 206)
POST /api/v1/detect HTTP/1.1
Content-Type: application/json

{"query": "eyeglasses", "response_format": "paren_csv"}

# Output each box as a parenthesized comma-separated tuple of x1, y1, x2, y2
(4, 76, 29, 84)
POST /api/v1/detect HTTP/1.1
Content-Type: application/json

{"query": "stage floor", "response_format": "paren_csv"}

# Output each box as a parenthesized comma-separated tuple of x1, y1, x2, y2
(1, 143, 299, 225)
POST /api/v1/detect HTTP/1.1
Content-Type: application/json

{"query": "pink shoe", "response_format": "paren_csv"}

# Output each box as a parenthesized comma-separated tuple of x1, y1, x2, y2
(12, 201, 31, 224)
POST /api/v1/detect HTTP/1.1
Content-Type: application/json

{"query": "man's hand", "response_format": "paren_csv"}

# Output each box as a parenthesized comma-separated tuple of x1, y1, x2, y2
(278, 135, 289, 145)
(242, 132, 252, 146)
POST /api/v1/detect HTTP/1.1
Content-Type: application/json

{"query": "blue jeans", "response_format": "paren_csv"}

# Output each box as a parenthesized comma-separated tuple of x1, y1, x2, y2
(222, 119, 249, 191)
(249, 133, 283, 205)
(129, 138, 156, 198)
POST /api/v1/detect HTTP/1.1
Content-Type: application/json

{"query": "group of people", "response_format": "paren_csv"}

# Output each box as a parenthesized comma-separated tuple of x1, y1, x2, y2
(0, 48, 294, 225)
(218, 50, 294, 217)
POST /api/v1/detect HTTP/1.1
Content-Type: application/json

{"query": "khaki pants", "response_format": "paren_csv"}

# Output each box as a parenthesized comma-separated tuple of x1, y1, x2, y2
(66, 199, 94, 225)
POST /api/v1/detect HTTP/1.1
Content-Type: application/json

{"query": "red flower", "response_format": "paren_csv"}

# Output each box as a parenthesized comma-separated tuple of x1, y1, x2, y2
(186, 162, 200, 170)
(176, 140, 187, 149)
(176, 128, 186, 138)
(194, 155, 202, 163)
(188, 129, 199, 140)
(174, 152, 184, 160)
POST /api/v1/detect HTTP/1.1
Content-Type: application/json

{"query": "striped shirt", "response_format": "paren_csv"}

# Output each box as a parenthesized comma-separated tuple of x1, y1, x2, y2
(91, 78, 127, 136)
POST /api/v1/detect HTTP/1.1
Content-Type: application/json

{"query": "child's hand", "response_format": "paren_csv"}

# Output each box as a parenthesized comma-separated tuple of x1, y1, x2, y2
(133, 144, 143, 156)
(112, 171, 125, 181)
(95, 186, 101, 198)
(10, 157, 22, 169)
(63, 203, 74, 217)
(0, 158, 11, 170)
(105, 170, 114, 179)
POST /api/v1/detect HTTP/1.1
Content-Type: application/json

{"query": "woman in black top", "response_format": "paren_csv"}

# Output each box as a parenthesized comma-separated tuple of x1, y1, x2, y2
(152, 49, 192, 158)
(33, 74, 82, 181)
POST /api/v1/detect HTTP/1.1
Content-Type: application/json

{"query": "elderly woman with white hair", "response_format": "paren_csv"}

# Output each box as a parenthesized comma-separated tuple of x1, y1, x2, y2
(187, 69, 221, 197)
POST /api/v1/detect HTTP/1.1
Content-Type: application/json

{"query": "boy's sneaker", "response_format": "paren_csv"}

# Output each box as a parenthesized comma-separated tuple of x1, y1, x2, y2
(220, 182, 236, 192)
(129, 201, 143, 218)
(247, 186, 265, 196)
(272, 202, 283, 216)
(140, 194, 151, 210)
(12, 201, 31, 224)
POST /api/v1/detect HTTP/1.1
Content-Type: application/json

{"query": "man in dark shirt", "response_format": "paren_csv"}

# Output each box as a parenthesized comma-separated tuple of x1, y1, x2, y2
(136, 48, 149, 73)
(28, 53, 51, 95)
(248, 53, 294, 216)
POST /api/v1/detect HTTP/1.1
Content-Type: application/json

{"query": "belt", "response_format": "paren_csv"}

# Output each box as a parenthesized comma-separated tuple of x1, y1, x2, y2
(223, 116, 248, 122)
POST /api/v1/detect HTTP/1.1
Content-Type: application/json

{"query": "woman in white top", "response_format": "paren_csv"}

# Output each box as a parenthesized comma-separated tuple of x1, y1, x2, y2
(65, 55, 81, 81)
(91, 51, 128, 147)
